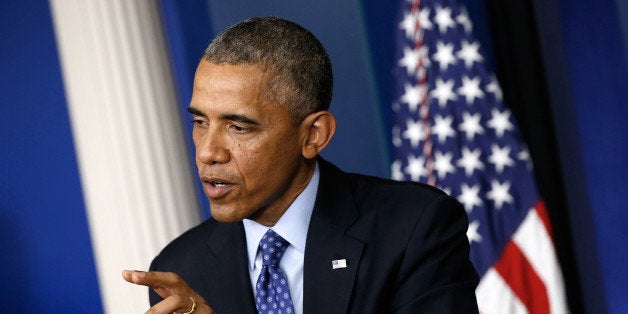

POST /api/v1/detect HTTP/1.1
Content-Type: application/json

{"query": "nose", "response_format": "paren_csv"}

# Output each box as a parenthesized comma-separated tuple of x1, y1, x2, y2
(196, 128, 230, 165)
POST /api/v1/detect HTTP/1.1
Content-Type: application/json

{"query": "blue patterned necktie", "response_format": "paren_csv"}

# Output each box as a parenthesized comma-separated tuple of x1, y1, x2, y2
(255, 229, 295, 314)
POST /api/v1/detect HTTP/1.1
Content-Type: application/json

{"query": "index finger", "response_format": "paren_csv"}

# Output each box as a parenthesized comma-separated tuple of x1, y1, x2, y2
(123, 270, 195, 301)
(122, 270, 213, 313)
(122, 270, 181, 289)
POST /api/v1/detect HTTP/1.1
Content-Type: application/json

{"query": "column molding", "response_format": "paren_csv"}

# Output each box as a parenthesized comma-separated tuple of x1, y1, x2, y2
(49, 1, 201, 312)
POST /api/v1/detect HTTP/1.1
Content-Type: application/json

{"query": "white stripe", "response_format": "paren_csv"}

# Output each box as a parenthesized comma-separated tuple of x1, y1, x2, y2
(477, 268, 528, 314)
(49, 1, 201, 312)
(513, 208, 569, 314)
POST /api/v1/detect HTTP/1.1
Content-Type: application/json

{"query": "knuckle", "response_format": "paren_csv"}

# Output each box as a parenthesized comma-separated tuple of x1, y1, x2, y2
(165, 271, 182, 283)
(170, 293, 185, 304)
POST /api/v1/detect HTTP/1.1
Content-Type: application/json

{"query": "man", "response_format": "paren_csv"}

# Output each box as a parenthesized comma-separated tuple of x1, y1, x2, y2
(123, 17, 479, 313)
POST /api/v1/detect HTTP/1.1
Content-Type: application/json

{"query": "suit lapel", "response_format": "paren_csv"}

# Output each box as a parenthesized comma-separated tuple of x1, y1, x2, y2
(204, 222, 257, 313)
(303, 159, 365, 313)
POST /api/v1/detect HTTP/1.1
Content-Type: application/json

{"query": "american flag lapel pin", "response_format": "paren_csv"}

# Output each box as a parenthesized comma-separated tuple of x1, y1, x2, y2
(331, 259, 347, 269)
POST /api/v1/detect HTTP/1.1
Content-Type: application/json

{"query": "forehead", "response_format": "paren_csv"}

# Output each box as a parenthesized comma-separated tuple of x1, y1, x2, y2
(190, 61, 295, 124)
(191, 61, 269, 108)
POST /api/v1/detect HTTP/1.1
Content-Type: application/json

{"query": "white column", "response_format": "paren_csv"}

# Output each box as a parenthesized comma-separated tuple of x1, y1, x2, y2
(49, 1, 202, 312)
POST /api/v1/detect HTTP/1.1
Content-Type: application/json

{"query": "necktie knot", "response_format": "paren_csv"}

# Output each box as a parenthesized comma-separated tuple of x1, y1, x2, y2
(259, 229, 289, 266)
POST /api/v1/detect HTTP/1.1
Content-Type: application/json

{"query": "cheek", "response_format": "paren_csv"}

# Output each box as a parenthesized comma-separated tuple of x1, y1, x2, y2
(231, 141, 263, 178)
(231, 129, 301, 178)
(278, 132, 302, 157)
(236, 141, 286, 180)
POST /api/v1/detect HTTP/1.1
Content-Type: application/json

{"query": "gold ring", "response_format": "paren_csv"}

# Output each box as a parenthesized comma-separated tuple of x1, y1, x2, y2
(181, 297, 196, 314)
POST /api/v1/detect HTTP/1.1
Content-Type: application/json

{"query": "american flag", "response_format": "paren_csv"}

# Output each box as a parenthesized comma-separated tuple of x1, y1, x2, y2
(391, 0, 569, 312)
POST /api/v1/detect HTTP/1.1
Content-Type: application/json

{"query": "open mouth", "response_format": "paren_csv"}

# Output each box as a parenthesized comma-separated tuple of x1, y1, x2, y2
(202, 176, 236, 199)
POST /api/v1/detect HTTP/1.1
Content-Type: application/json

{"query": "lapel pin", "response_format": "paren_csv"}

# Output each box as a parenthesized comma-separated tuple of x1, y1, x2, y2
(332, 259, 347, 269)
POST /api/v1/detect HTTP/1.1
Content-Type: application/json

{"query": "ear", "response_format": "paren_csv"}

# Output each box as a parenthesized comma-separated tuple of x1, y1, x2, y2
(300, 111, 336, 159)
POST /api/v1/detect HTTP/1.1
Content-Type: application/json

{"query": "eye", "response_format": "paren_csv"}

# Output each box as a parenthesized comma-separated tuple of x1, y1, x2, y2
(191, 118, 208, 127)
(230, 124, 250, 133)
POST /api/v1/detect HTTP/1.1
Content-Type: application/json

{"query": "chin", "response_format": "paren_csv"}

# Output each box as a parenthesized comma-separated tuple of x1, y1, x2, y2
(209, 206, 246, 223)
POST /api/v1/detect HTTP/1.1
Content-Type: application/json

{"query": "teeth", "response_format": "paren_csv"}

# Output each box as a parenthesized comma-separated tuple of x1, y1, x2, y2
(212, 181, 227, 187)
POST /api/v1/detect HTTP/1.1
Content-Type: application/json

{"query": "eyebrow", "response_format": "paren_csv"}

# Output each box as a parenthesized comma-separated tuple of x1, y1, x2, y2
(220, 113, 260, 125)
(187, 106, 205, 117)
(187, 106, 260, 126)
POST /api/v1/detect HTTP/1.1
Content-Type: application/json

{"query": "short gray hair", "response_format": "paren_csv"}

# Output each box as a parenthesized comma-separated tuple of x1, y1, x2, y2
(203, 17, 333, 121)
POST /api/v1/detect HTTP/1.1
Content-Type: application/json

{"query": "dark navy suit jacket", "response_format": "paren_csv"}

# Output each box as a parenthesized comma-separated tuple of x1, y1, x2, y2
(149, 158, 479, 313)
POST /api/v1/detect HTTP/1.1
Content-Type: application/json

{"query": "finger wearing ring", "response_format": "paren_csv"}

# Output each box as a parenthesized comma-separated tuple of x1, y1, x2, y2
(181, 297, 196, 314)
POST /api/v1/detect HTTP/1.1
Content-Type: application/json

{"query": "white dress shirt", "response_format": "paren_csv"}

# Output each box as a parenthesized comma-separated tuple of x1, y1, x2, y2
(242, 163, 319, 314)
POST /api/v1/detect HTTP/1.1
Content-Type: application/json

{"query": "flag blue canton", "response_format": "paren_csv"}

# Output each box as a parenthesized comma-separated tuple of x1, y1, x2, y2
(391, 0, 541, 277)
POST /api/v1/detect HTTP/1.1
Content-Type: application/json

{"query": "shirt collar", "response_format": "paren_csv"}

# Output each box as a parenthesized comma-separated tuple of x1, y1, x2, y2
(242, 162, 319, 271)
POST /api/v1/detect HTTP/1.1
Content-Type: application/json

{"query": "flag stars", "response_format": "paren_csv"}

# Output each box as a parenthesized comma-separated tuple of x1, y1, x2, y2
(517, 147, 533, 170)
(488, 144, 514, 173)
(400, 83, 425, 112)
(458, 183, 482, 213)
(457, 147, 484, 176)
(486, 180, 513, 209)
(433, 41, 457, 71)
(403, 118, 426, 148)
(399, 46, 421, 76)
(434, 6, 456, 33)
(399, 10, 418, 40)
(487, 108, 514, 137)
(418, 8, 433, 31)
(392, 125, 402, 147)
(455, 8, 473, 33)
(391, 159, 404, 181)
(431, 78, 457, 107)
(457, 40, 483, 68)
(399, 8, 432, 41)
(434, 150, 456, 179)
(457, 76, 484, 105)
(432, 115, 456, 143)
(419, 46, 431, 68)
(486, 75, 503, 102)
(391, 7, 562, 298)
(459, 111, 485, 140)
(467, 220, 482, 243)
(405, 154, 428, 181)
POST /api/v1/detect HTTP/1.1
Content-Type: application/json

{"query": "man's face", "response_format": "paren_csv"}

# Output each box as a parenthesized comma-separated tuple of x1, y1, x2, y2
(188, 60, 313, 226)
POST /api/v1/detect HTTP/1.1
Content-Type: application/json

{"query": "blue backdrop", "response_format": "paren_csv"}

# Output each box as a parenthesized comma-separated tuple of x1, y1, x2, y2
(1, 0, 626, 313)
(0, 0, 102, 312)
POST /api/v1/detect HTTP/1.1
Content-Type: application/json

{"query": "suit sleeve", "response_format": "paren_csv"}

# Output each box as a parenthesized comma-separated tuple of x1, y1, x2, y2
(391, 194, 479, 313)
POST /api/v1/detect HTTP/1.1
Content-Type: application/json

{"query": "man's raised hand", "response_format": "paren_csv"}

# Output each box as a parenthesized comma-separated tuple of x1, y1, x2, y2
(122, 270, 215, 314)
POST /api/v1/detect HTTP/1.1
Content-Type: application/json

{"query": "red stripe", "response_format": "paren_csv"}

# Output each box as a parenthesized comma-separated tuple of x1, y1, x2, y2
(411, 0, 436, 186)
(494, 241, 550, 314)
(534, 200, 554, 241)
